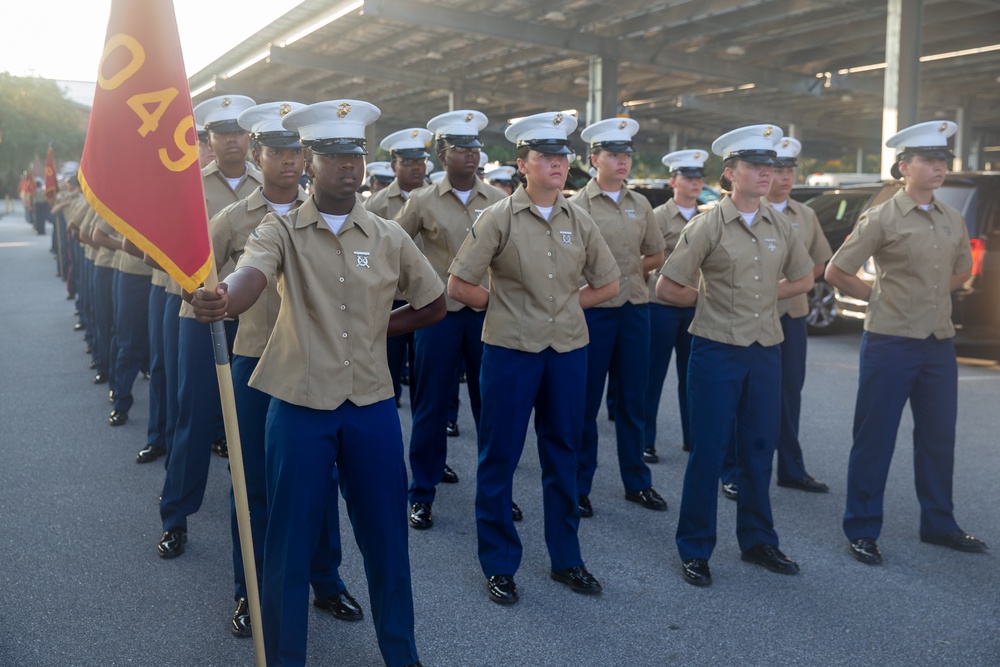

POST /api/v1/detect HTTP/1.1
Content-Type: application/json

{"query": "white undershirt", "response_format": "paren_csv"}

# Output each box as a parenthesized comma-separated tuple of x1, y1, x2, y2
(738, 209, 758, 226)
(918, 203, 932, 211)
(263, 195, 294, 217)
(453, 188, 472, 205)
(535, 205, 554, 221)
(676, 204, 697, 220)
(320, 212, 349, 235)
(603, 189, 622, 203)
(225, 176, 242, 191)
(770, 199, 789, 213)
(401, 190, 410, 200)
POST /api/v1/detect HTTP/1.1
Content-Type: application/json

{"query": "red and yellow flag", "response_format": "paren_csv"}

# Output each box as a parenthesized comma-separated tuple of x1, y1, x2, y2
(44, 146, 58, 203)
(79, 0, 210, 292)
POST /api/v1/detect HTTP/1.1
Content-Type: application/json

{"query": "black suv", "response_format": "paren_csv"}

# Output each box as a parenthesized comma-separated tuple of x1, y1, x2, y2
(815, 173, 1000, 344)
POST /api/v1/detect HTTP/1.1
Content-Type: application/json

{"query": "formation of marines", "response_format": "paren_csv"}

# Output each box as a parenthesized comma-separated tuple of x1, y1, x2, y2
(40, 92, 986, 666)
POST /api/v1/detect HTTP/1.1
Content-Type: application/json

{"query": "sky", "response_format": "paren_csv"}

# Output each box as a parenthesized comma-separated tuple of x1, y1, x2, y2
(1, 0, 302, 83)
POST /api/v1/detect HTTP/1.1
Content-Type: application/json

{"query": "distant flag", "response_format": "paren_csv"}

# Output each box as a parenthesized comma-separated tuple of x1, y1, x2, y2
(78, 0, 210, 292)
(44, 146, 58, 203)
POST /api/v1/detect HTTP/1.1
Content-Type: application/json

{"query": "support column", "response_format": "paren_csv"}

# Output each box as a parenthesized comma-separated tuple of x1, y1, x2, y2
(857, 147, 865, 173)
(586, 56, 619, 125)
(881, 0, 923, 178)
(448, 88, 465, 112)
(953, 102, 972, 172)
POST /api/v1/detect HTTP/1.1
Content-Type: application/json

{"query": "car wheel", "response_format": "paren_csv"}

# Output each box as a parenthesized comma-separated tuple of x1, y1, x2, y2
(806, 279, 840, 335)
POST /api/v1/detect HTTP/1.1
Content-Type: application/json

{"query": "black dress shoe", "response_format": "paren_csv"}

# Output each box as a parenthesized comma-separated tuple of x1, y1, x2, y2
(721, 482, 738, 501)
(643, 446, 659, 464)
(93, 373, 108, 384)
(921, 529, 988, 553)
(446, 420, 459, 437)
(231, 597, 251, 637)
(741, 544, 800, 575)
(682, 558, 712, 587)
(212, 438, 228, 458)
(682, 442, 691, 452)
(108, 409, 128, 426)
(89, 360, 98, 369)
(157, 528, 187, 559)
(550, 565, 602, 595)
(849, 537, 883, 565)
(73, 322, 85, 331)
(440, 464, 459, 484)
(511, 502, 523, 522)
(487, 574, 518, 605)
(777, 476, 830, 493)
(314, 590, 364, 621)
(86, 345, 94, 355)
(625, 486, 668, 511)
(136, 445, 167, 464)
(409, 501, 433, 530)
(578, 494, 593, 518)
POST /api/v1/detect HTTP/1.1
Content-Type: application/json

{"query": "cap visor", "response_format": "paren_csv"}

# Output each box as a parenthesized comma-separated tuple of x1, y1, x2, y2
(444, 137, 483, 149)
(206, 120, 244, 134)
(258, 136, 302, 149)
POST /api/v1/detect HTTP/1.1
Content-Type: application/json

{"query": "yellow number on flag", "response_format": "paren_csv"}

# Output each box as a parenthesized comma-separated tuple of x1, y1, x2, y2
(127, 88, 179, 137)
(159, 116, 199, 172)
(97, 34, 145, 90)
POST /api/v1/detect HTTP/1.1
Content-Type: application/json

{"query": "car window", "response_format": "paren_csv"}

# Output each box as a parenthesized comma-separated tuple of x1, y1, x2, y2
(806, 192, 874, 251)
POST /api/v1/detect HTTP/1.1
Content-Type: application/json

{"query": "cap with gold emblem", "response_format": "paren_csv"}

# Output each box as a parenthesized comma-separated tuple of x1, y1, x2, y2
(427, 110, 488, 149)
(478, 151, 489, 172)
(380, 127, 434, 159)
(505, 111, 578, 155)
(193, 95, 257, 134)
(281, 100, 381, 155)
(886, 120, 957, 160)
(774, 137, 802, 168)
(485, 165, 517, 184)
(237, 102, 306, 148)
(662, 149, 708, 177)
(711, 124, 783, 166)
(196, 123, 209, 143)
(580, 117, 639, 153)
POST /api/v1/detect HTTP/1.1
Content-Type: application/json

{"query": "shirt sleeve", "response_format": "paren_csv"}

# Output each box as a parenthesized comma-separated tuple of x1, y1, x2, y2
(660, 215, 713, 288)
(581, 210, 622, 288)
(398, 231, 445, 310)
(638, 198, 666, 256)
(803, 207, 833, 265)
(236, 213, 284, 281)
(449, 205, 502, 285)
(782, 229, 816, 282)
(830, 205, 884, 275)
(949, 208, 974, 276)
(393, 192, 422, 239)
(209, 206, 235, 273)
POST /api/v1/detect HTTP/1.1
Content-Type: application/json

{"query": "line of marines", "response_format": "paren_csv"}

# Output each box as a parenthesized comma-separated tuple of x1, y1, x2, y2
(47, 91, 986, 667)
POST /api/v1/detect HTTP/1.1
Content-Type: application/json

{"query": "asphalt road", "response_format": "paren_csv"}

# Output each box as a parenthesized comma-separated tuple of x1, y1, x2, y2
(1, 207, 998, 667)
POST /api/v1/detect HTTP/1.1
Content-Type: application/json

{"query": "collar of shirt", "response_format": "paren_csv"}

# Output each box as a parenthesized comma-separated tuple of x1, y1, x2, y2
(719, 195, 777, 228)
(509, 185, 571, 221)
(893, 188, 944, 216)
(583, 177, 630, 204)
(435, 174, 493, 201)
(292, 195, 373, 238)
(246, 185, 309, 214)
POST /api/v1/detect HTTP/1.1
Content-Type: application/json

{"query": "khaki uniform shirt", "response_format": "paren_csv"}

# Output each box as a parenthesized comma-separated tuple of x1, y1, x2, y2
(660, 196, 814, 347)
(176, 161, 264, 318)
(364, 179, 421, 220)
(648, 199, 697, 306)
(93, 217, 118, 268)
(64, 195, 89, 230)
(211, 186, 308, 358)
(238, 197, 443, 410)
(568, 179, 664, 308)
(829, 188, 972, 339)
(113, 247, 154, 276)
(395, 175, 506, 312)
(449, 187, 621, 353)
(79, 208, 97, 261)
(769, 198, 832, 318)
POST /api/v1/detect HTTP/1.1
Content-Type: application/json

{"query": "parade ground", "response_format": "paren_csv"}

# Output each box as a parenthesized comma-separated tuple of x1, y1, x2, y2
(1, 205, 998, 666)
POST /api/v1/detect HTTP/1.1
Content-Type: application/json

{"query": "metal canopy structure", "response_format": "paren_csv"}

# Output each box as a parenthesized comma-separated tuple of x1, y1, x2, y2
(188, 0, 1000, 168)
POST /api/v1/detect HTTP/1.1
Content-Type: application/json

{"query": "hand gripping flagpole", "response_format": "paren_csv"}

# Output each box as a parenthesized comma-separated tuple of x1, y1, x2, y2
(204, 259, 266, 667)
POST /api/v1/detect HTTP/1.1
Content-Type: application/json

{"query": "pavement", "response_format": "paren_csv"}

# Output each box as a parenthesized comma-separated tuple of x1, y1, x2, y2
(1, 203, 998, 667)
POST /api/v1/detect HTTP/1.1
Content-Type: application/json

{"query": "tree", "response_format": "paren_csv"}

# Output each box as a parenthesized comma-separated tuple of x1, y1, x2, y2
(0, 73, 87, 196)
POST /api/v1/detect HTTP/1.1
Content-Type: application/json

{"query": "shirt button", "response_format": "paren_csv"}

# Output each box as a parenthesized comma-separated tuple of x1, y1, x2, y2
(342, 332, 348, 338)
(339, 277, 345, 282)
(548, 296, 554, 301)
(545, 230, 551, 235)
(466, 228, 470, 232)
(755, 294, 760, 299)
(754, 275, 760, 280)
(548, 317, 554, 323)
(752, 238, 757, 243)
(340, 305, 346, 310)
(547, 251, 552, 257)
(933, 245, 938, 249)
(754, 256, 759, 261)
(548, 274, 553, 279)
(754, 313, 760, 318)
(343, 360, 350, 366)
(930, 225, 935, 230)
(336, 250, 342, 255)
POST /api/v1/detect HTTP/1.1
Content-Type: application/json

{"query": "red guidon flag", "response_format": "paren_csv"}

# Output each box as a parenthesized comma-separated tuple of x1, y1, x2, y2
(79, 0, 210, 292)
(44, 147, 58, 203)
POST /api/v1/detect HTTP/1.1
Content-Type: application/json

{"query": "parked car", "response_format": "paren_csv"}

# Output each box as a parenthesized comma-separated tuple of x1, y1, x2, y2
(627, 179, 720, 209)
(828, 173, 1000, 345)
